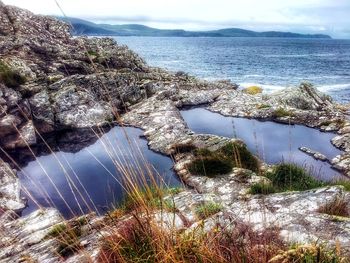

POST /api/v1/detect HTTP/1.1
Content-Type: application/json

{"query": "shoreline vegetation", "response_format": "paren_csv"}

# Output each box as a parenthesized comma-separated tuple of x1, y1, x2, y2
(0, 1, 350, 262)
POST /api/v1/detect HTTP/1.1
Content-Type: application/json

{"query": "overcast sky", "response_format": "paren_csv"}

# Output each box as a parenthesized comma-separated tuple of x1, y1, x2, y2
(3, 0, 350, 38)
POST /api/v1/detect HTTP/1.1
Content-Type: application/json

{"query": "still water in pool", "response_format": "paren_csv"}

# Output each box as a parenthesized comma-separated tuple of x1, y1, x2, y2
(181, 108, 344, 181)
(18, 126, 180, 218)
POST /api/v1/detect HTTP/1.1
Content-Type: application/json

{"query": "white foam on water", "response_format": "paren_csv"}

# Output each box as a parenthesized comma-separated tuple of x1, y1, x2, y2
(263, 53, 336, 58)
(317, 83, 350, 91)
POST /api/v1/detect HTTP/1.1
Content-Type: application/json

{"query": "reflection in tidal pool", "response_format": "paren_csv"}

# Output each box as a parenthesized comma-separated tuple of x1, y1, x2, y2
(181, 108, 344, 181)
(18, 127, 179, 218)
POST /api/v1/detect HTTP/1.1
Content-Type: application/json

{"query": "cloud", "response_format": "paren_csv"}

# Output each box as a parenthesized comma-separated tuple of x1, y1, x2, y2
(2, 0, 350, 38)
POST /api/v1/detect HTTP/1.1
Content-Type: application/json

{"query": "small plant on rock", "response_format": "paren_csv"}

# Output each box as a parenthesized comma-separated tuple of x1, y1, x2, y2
(187, 155, 233, 178)
(187, 142, 260, 177)
(250, 182, 276, 195)
(269, 243, 347, 263)
(219, 142, 260, 173)
(266, 163, 323, 192)
(46, 222, 82, 258)
(171, 142, 197, 154)
(195, 202, 223, 219)
(257, 104, 271, 109)
(0, 60, 26, 88)
(273, 108, 294, 118)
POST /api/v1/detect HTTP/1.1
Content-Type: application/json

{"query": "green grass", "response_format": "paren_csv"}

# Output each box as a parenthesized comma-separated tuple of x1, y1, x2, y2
(0, 60, 26, 88)
(195, 202, 223, 219)
(267, 163, 323, 192)
(250, 163, 324, 195)
(219, 142, 260, 173)
(250, 183, 276, 195)
(187, 142, 260, 177)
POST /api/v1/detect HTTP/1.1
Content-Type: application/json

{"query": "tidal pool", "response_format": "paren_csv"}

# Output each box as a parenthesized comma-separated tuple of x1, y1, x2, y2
(181, 108, 344, 181)
(17, 126, 180, 218)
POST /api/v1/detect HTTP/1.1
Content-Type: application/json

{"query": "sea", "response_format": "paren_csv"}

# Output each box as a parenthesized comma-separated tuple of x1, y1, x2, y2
(116, 37, 350, 103)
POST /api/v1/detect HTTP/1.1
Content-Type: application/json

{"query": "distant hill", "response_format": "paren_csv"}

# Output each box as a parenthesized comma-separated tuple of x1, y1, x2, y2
(58, 17, 332, 39)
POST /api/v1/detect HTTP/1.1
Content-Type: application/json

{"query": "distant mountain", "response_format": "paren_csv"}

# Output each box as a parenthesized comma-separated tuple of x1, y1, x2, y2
(58, 17, 332, 39)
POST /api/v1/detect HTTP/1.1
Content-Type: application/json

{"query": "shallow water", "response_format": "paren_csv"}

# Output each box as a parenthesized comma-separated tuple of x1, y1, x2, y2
(181, 108, 344, 181)
(116, 37, 350, 103)
(18, 126, 179, 218)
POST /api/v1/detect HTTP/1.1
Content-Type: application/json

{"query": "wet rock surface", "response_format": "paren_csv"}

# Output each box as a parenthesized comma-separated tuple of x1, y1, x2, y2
(1, 2, 350, 262)
(299, 147, 328, 162)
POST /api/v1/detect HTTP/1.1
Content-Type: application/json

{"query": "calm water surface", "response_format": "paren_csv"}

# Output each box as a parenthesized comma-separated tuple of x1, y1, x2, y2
(181, 108, 344, 181)
(18, 127, 180, 218)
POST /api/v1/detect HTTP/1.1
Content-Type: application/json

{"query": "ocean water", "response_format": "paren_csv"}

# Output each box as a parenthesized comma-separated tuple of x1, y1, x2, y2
(116, 37, 350, 103)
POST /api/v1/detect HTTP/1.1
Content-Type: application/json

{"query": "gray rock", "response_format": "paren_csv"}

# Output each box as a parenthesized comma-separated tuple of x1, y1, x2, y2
(0, 158, 26, 213)
(299, 147, 328, 162)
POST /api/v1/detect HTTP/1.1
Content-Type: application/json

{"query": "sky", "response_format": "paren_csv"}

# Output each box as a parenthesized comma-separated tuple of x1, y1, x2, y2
(3, 0, 350, 38)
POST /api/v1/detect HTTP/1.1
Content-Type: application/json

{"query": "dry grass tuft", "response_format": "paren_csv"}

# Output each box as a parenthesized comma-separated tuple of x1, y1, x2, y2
(317, 196, 349, 217)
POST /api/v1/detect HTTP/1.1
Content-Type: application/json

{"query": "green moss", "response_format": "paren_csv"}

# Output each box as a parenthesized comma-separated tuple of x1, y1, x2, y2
(250, 183, 276, 195)
(257, 104, 272, 109)
(87, 50, 98, 56)
(273, 108, 294, 118)
(195, 202, 223, 219)
(267, 163, 323, 192)
(0, 61, 26, 88)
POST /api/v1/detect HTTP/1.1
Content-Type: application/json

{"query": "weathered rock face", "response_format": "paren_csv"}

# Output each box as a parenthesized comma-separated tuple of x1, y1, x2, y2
(0, 3, 144, 149)
(0, 158, 26, 213)
(0, 2, 238, 151)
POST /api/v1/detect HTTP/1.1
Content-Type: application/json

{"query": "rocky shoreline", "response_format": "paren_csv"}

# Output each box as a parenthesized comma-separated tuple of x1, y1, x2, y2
(1, 2, 350, 262)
